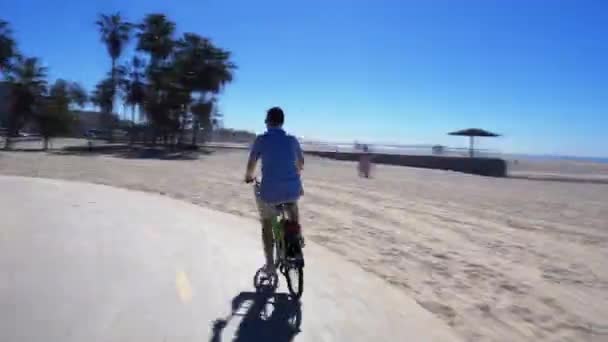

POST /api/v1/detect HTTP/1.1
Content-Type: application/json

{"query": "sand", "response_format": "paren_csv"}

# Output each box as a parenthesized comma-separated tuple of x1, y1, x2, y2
(508, 157, 608, 184)
(1, 143, 607, 341)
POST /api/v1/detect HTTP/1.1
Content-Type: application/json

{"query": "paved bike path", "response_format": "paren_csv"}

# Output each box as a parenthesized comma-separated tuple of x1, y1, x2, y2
(0, 176, 460, 342)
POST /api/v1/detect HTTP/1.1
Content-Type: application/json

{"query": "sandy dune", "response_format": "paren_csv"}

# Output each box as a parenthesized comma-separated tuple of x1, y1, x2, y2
(1, 147, 607, 341)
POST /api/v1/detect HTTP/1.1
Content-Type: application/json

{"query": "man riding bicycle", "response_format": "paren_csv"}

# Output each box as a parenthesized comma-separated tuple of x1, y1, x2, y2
(244, 107, 304, 275)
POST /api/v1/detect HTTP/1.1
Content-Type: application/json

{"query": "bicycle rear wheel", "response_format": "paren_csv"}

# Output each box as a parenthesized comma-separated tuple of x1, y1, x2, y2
(285, 266, 304, 299)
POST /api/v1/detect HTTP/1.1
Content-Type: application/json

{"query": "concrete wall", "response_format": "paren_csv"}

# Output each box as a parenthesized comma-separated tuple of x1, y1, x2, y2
(307, 151, 508, 177)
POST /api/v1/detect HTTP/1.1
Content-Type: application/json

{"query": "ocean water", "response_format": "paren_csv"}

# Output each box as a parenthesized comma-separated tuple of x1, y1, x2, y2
(542, 156, 608, 164)
(586, 157, 608, 164)
(509, 154, 608, 164)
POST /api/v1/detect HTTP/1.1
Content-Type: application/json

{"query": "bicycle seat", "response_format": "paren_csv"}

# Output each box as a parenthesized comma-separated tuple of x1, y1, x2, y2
(274, 202, 296, 210)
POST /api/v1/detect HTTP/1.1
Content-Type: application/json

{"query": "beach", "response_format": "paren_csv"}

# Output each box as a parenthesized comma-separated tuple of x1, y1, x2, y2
(1, 144, 607, 341)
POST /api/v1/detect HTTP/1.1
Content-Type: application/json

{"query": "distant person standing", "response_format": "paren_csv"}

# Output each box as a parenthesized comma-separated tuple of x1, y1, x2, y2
(358, 144, 372, 178)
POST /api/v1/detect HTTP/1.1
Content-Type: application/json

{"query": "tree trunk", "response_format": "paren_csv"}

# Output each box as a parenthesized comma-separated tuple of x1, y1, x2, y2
(111, 59, 117, 91)
(191, 119, 199, 146)
(107, 58, 116, 143)
(177, 115, 185, 146)
(129, 105, 136, 146)
(202, 125, 211, 144)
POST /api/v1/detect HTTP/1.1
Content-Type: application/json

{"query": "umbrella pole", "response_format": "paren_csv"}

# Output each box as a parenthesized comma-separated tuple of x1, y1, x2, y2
(469, 136, 474, 158)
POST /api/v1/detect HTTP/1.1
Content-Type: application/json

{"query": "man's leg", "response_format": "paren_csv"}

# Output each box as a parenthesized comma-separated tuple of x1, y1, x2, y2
(256, 195, 276, 272)
(261, 218, 274, 268)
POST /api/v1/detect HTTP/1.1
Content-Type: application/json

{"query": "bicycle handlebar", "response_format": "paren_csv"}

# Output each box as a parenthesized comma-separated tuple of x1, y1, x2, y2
(245, 177, 260, 185)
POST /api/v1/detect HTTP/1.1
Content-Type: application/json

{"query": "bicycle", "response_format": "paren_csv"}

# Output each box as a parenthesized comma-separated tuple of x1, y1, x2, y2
(248, 178, 305, 299)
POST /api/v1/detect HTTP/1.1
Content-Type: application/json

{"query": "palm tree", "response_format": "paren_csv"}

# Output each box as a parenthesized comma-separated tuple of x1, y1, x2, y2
(90, 77, 118, 138)
(175, 33, 235, 93)
(90, 77, 114, 114)
(0, 19, 16, 74)
(68, 82, 88, 109)
(37, 79, 78, 150)
(190, 97, 214, 145)
(132, 15, 235, 146)
(135, 14, 177, 144)
(120, 56, 146, 124)
(4, 56, 47, 149)
(174, 32, 235, 144)
(118, 56, 147, 144)
(95, 12, 131, 113)
(141, 79, 187, 146)
(136, 14, 176, 66)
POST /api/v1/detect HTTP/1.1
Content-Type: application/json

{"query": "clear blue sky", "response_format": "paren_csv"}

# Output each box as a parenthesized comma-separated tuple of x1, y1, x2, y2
(2, 0, 607, 156)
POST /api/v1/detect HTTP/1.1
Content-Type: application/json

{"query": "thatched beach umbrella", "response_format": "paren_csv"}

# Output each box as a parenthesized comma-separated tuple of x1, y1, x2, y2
(448, 128, 500, 157)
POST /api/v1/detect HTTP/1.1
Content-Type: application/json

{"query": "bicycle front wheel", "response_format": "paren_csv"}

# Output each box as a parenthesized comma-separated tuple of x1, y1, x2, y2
(285, 266, 304, 299)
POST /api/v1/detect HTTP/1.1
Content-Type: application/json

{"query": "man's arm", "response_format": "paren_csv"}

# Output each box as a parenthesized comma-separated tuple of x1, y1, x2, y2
(245, 157, 257, 181)
(245, 137, 261, 182)
(294, 137, 304, 173)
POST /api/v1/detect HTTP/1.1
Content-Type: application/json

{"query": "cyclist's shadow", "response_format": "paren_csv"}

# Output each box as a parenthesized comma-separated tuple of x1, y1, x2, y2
(210, 267, 302, 342)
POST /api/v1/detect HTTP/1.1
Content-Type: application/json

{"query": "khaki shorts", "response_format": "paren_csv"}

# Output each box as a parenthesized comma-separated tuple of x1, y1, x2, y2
(255, 194, 299, 222)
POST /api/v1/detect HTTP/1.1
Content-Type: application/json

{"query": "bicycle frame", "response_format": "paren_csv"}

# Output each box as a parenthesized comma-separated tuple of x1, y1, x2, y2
(271, 206, 290, 265)
(250, 178, 304, 298)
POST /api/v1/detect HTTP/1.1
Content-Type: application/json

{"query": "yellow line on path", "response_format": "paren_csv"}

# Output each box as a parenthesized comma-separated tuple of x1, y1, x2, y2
(175, 270, 193, 303)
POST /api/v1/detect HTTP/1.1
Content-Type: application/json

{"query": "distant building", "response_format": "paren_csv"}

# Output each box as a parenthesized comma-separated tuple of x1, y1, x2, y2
(211, 128, 256, 143)
(72, 110, 104, 136)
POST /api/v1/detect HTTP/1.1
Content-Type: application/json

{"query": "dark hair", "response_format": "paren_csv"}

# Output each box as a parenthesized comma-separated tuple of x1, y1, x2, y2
(265, 107, 285, 126)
